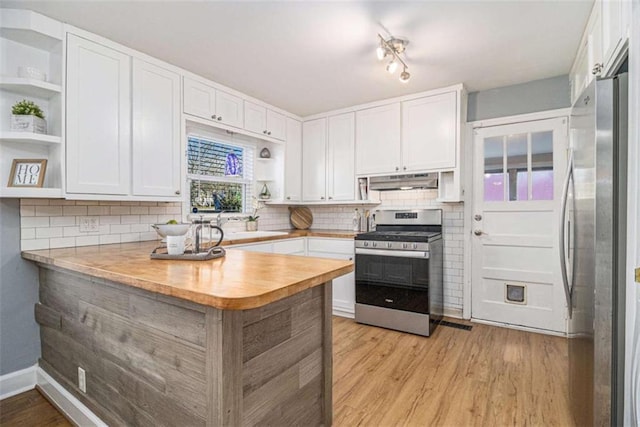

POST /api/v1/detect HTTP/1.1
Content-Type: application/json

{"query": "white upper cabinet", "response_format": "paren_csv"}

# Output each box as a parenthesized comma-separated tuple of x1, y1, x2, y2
(327, 112, 355, 201)
(244, 101, 267, 134)
(601, 0, 631, 75)
(355, 103, 401, 175)
(183, 77, 243, 128)
(132, 59, 181, 197)
(266, 109, 286, 141)
(183, 78, 215, 120)
(284, 118, 302, 201)
(402, 92, 457, 171)
(302, 118, 327, 201)
(66, 34, 131, 195)
(243, 101, 286, 141)
(215, 90, 244, 128)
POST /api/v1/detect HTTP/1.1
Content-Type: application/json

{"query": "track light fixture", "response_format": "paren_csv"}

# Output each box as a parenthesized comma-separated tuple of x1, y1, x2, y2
(376, 33, 411, 83)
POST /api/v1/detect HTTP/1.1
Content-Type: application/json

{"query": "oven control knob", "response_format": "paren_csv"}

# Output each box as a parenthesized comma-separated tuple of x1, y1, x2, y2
(372, 242, 378, 247)
(387, 242, 392, 248)
(363, 242, 369, 247)
(402, 243, 408, 249)
(413, 243, 418, 249)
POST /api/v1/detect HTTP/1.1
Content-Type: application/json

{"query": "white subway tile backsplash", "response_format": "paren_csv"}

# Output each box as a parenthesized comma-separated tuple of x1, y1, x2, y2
(76, 235, 100, 246)
(99, 234, 121, 245)
(36, 227, 63, 239)
(99, 216, 121, 225)
(19, 190, 467, 313)
(50, 237, 77, 249)
(36, 206, 62, 216)
(50, 216, 76, 227)
(21, 228, 35, 239)
(88, 206, 110, 215)
(22, 216, 50, 228)
(22, 239, 50, 250)
(110, 224, 131, 234)
(110, 206, 131, 215)
(20, 205, 35, 216)
(63, 206, 88, 216)
(121, 215, 141, 224)
(130, 206, 149, 215)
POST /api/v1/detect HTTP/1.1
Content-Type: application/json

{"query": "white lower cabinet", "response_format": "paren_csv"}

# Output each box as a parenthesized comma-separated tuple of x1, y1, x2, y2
(273, 238, 305, 255)
(230, 237, 355, 316)
(307, 238, 355, 318)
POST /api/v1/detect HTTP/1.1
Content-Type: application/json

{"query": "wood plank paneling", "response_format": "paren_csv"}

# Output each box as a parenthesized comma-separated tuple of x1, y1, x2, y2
(37, 266, 331, 427)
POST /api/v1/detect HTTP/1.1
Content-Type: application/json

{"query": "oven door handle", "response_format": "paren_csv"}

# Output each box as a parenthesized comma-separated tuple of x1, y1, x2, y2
(355, 248, 430, 259)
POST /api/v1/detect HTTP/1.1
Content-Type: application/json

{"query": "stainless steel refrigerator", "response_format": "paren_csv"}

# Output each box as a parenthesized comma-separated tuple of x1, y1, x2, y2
(561, 72, 628, 426)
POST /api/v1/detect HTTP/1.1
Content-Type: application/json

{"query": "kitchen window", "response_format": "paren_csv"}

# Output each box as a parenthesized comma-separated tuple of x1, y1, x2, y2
(187, 135, 254, 213)
(483, 130, 554, 202)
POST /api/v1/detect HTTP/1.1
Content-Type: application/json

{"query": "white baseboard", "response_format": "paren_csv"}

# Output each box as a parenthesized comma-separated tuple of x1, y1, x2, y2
(332, 302, 354, 319)
(443, 307, 464, 319)
(0, 365, 37, 400)
(471, 318, 567, 337)
(37, 368, 107, 427)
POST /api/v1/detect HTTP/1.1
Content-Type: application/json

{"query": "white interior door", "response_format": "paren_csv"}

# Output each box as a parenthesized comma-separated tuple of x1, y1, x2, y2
(472, 117, 568, 333)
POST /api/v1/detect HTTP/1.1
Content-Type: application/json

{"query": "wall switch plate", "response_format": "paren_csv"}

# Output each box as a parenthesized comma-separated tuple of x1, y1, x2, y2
(79, 217, 99, 233)
(78, 367, 86, 392)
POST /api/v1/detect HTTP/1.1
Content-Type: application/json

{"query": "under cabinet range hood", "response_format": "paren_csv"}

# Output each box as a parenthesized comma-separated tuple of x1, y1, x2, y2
(369, 173, 438, 191)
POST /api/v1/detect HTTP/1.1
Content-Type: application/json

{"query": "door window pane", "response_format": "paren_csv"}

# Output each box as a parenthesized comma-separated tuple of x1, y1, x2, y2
(507, 134, 528, 201)
(531, 131, 554, 200)
(484, 136, 504, 202)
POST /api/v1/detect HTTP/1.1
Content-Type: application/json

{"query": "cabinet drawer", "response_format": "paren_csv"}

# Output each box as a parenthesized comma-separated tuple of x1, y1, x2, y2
(273, 238, 305, 254)
(307, 238, 354, 255)
(233, 242, 273, 253)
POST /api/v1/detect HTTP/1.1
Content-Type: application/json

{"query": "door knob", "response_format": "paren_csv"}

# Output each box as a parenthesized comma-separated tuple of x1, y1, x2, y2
(263, 130, 268, 134)
(175, 190, 181, 195)
(217, 117, 222, 121)
(474, 229, 483, 236)
(211, 115, 217, 119)
(395, 166, 399, 171)
(267, 131, 271, 135)
(474, 214, 482, 221)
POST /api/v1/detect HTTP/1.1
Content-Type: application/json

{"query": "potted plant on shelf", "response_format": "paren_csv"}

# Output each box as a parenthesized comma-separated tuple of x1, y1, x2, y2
(246, 197, 264, 232)
(11, 99, 47, 134)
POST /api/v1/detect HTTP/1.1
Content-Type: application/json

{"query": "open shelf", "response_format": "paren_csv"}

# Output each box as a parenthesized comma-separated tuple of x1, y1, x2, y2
(0, 186, 63, 198)
(0, 77, 62, 99)
(0, 132, 61, 146)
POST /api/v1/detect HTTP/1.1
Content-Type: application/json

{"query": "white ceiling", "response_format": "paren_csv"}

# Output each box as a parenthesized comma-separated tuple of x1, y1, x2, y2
(2, 1, 593, 117)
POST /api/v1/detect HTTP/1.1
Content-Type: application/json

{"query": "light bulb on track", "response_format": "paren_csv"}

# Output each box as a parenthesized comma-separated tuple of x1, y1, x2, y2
(386, 60, 398, 74)
(399, 69, 411, 83)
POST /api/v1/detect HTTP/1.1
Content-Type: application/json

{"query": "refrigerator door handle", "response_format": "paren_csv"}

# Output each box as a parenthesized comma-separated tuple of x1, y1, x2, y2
(559, 149, 574, 318)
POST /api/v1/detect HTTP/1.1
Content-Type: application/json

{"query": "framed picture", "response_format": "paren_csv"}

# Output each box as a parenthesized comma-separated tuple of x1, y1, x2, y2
(8, 159, 47, 188)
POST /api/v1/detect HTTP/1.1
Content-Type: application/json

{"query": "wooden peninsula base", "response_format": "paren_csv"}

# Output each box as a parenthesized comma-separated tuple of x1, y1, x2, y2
(35, 265, 333, 426)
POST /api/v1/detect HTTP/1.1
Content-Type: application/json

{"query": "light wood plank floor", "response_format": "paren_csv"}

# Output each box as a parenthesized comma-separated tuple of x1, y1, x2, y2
(333, 316, 574, 427)
(0, 389, 71, 427)
(0, 317, 573, 427)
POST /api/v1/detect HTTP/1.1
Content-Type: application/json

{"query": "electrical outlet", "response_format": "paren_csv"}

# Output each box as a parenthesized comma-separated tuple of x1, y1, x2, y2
(79, 217, 99, 233)
(78, 367, 86, 392)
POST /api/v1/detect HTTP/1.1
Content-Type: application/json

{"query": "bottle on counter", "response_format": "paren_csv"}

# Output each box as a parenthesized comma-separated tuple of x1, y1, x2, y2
(352, 208, 361, 232)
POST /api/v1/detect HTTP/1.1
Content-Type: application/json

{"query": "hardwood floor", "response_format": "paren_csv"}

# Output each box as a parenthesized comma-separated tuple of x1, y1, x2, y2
(333, 316, 574, 426)
(0, 389, 71, 427)
(0, 317, 573, 426)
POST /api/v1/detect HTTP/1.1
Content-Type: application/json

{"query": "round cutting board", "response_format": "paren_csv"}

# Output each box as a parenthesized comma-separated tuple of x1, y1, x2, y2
(289, 206, 313, 230)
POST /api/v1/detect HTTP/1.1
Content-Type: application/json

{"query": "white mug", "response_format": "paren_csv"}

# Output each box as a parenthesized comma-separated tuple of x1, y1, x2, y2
(166, 235, 185, 255)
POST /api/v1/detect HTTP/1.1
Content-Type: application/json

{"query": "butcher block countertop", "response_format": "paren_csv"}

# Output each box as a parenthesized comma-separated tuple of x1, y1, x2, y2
(22, 238, 353, 311)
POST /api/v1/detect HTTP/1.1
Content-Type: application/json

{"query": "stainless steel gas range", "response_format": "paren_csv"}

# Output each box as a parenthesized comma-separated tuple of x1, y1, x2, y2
(354, 209, 443, 336)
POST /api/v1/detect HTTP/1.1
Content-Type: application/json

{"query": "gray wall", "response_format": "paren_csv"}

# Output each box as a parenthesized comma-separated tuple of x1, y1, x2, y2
(467, 75, 571, 122)
(0, 199, 40, 375)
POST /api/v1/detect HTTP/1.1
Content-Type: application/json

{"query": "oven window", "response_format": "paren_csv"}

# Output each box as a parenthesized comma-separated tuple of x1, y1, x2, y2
(355, 254, 429, 289)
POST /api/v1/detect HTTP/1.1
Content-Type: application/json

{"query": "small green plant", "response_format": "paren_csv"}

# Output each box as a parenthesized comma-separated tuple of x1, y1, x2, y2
(12, 100, 45, 119)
